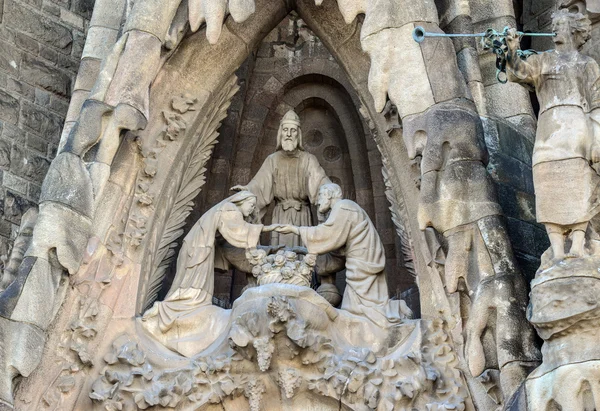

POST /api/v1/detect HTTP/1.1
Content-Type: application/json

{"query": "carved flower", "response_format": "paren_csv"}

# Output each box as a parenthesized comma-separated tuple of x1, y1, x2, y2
(90, 378, 118, 402)
(274, 254, 286, 267)
(172, 94, 198, 114)
(105, 369, 134, 387)
(246, 248, 267, 266)
(261, 263, 272, 274)
(117, 341, 146, 367)
(163, 112, 187, 141)
(299, 263, 311, 278)
(251, 265, 262, 278)
(280, 267, 293, 279)
(137, 193, 154, 206)
(284, 251, 297, 261)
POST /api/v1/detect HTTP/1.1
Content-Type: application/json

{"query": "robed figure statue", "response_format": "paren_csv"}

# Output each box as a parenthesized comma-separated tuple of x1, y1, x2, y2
(232, 110, 331, 247)
(142, 191, 274, 356)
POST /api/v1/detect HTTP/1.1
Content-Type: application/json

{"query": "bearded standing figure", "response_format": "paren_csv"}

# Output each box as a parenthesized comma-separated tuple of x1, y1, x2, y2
(275, 184, 406, 327)
(232, 110, 331, 247)
(506, 10, 600, 260)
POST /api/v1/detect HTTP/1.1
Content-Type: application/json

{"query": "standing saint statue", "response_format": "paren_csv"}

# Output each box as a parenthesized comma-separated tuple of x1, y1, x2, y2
(275, 184, 408, 327)
(232, 110, 331, 247)
(506, 9, 600, 260)
(142, 191, 275, 356)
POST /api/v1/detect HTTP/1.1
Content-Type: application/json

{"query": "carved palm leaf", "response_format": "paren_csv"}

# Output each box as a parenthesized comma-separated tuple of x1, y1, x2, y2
(382, 160, 416, 277)
(143, 76, 240, 310)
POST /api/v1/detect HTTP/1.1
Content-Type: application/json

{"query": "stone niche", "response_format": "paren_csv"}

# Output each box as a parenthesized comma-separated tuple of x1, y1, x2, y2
(187, 13, 417, 312)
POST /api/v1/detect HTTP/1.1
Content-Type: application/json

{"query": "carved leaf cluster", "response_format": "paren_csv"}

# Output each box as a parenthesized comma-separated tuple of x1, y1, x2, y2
(90, 336, 249, 410)
(91, 303, 467, 411)
(41, 296, 100, 408)
(421, 319, 469, 410)
(382, 158, 416, 276)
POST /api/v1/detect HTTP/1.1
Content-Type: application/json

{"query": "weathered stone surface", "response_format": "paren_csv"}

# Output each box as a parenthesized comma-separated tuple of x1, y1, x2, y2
(362, 24, 435, 115)
(39, 152, 93, 217)
(26, 201, 91, 274)
(3, 190, 33, 225)
(20, 54, 72, 97)
(81, 26, 119, 60)
(20, 101, 63, 140)
(0, 91, 19, 126)
(0, 40, 20, 77)
(10, 144, 50, 183)
(5, 0, 73, 52)
(0, 316, 45, 406)
(10, 256, 65, 329)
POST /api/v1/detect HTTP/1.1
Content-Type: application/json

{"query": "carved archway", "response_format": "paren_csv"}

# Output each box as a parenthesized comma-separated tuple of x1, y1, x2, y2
(132, 0, 427, 315)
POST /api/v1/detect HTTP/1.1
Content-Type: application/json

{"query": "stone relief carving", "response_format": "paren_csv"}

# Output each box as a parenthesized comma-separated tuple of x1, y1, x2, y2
(91, 290, 467, 411)
(231, 109, 331, 248)
(141, 77, 239, 311)
(504, 8, 600, 410)
(0, 0, 555, 409)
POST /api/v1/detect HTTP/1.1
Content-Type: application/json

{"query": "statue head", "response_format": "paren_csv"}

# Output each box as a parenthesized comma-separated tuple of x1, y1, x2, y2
(552, 8, 591, 49)
(277, 110, 304, 152)
(317, 183, 343, 214)
(229, 191, 257, 218)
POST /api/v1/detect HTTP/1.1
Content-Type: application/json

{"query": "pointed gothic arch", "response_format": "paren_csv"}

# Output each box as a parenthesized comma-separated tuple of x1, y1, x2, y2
(131, 0, 426, 314)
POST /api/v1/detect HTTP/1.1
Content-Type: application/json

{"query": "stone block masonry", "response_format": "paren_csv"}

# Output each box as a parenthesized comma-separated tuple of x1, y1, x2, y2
(0, 0, 93, 259)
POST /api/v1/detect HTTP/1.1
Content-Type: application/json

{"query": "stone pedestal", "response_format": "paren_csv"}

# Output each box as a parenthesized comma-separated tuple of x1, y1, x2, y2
(518, 257, 600, 410)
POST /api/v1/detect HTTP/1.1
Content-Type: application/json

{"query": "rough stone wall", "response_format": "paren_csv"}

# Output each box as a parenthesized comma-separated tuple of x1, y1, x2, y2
(0, 0, 93, 259)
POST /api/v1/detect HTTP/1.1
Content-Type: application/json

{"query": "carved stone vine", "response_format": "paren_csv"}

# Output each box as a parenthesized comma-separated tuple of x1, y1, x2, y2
(106, 94, 200, 269)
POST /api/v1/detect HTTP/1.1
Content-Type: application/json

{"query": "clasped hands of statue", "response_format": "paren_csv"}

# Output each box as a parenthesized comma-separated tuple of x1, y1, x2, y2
(262, 224, 300, 236)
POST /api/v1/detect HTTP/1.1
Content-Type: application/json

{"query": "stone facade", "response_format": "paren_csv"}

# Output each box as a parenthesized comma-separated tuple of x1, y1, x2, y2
(1, 0, 600, 410)
(0, 0, 92, 262)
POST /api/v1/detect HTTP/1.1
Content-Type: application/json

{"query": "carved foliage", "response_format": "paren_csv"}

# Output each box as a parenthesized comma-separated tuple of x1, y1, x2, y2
(90, 307, 467, 411)
(40, 296, 100, 409)
(105, 95, 199, 268)
(382, 157, 416, 277)
(142, 77, 240, 311)
(90, 335, 250, 410)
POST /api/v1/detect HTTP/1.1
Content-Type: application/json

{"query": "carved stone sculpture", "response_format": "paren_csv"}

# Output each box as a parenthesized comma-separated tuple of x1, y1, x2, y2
(402, 101, 541, 400)
(89, 188, 464, 411)
(505, 8, 600, 410)
(0, 0, 548, 409)
(141, 191, 271, 356)
(275, 183, 411, 326)
(508, 9, 600, 262)
(232, 110, 331, 247)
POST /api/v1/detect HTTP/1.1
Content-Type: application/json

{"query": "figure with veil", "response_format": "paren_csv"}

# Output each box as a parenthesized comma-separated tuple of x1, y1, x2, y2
(142, 191, 275, 356)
